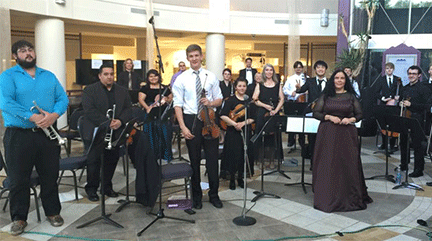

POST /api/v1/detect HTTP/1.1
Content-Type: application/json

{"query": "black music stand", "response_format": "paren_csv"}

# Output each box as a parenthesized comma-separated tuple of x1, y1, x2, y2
(285, 117, 316, 194)
(250, 115, 281, 202)
(373, 105, 399, 156)
(390, 116, 424, 191)
(283, 102, 308, 153)
(77, 121, 124, 229)
(263, 115, 291, 180)
(115, 118, 141, 212)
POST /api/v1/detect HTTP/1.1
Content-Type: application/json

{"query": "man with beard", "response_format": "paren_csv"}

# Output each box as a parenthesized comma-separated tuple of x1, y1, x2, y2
(0, 40, 69, 235)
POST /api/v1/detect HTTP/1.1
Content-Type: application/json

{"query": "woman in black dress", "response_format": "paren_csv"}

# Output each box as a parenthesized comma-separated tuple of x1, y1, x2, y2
(220, 78, 255, 189)
(219, 68, 234, 178)
(252, 64, 284, 164)
(312, 69, 372, 213)
(138, 69, 173, 162)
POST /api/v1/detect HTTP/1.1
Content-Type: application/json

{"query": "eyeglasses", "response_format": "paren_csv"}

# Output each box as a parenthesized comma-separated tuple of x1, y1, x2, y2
(408, 72, 419, 75)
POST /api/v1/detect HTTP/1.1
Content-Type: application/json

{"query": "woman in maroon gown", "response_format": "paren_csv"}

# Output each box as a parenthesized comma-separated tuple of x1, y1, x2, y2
(312, 69, 372, 213)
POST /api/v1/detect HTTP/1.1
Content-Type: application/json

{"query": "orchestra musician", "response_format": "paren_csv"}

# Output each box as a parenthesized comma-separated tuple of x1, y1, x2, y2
(283, 61, 308, 149)
(117, 58, 143, 90)
(219, 68, 234, 179)
(246, 72, 263, 97)
(138, 69, 173, 162)
(252, 63, 285, 166)
(220, 78, 256, 190)
(172, 44, 223, 209)
(293, 60, 328, 162)
(82, 64, 132, 202)
(239, 57, 258, 85)
(375, 62, 400, 153)
(398, 65, 432, 178)
(0, 40, 69, 235)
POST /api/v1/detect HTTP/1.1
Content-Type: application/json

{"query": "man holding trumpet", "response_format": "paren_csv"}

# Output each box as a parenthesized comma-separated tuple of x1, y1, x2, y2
(82, 64, 132, 202)
(0, 40, 69, 235)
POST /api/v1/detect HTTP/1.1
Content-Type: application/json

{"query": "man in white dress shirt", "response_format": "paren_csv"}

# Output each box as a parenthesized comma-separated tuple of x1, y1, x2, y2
(344, 67, 361, 97)
(172, 44, 223, 209)
(239, 58, 258, 86)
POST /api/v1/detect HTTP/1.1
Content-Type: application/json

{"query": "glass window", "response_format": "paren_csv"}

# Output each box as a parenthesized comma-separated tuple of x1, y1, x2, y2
(373, 0, 409, 34)
(410, 1, 432, 33)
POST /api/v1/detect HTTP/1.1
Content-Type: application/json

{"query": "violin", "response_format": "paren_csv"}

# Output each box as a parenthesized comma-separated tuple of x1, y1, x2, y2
(220, 102, 256, 131)
(199, 89, 220, 140)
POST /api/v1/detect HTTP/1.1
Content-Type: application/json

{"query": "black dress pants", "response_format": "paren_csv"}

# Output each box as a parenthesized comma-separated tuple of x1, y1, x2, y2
(85, 137, 120, 194)
(183, 114, 219, 202)
(4, 128, 61, 221)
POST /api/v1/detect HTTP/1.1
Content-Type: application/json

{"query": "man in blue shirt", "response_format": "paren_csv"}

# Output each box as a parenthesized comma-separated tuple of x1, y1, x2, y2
(0, 40, 69, 236)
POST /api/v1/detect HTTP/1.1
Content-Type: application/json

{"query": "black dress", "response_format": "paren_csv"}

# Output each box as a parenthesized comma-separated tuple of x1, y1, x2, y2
(312, 92, 372, 212)
(220, 96, 256, 177)
(139, 85, 173, 162)
(255, 83, 283, 160)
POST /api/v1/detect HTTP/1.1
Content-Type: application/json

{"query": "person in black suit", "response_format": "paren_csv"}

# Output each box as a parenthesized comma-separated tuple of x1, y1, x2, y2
(422, 65, 432, 92)
(375, 62, 400, 152)
(82, 64, 133, 201)
(246, 72, 263, 97)
(293, 60, 328, 162)
(239, 57, 258, 86)
(422, 65, 432, 141)
(117, 58, 143, 90)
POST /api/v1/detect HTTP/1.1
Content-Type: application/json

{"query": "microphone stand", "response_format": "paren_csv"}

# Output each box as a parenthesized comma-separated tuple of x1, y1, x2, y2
(149, 16, 164, 74)
(233, 98, 256, 226)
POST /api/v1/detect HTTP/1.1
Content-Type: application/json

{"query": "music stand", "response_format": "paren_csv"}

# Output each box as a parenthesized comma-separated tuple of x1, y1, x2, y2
(284, 117, 316, 193)
(284, 102, 308, 152)
(262, 115, 291, 180)
(77, 121, 124, 229)
(388, 116, 424, 191)
(115, 118, 141, 212)
(250, 115, 281, 202)
(372, 105, 399, 156)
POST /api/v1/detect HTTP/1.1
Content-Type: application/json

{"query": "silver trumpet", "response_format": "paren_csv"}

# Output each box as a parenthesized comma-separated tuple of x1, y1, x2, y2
(30, 101, 66, 145)
(105, 104, 116, 150)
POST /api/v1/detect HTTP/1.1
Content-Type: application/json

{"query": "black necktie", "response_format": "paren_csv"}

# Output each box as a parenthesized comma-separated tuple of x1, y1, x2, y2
(318, 79, 323, 91)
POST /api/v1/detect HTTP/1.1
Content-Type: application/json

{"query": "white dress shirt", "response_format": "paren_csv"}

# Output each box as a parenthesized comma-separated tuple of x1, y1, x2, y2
(316, 77, 327, 91)
(351, 79, 361, 97)
(283, 73, 307, 100)
(245, 68, 253, 85)
(172, 68, 222, 115)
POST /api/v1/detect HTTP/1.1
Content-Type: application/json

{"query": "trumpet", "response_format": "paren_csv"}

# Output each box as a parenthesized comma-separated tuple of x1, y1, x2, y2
(105, 104, 116, 150)
(30, 101, 66, 145)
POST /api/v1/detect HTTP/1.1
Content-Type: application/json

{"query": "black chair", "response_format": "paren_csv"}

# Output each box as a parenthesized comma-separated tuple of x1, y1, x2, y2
(161, 162, 193, 199)
(59, 108, 85, 156)
(0, 151, 41, 222)
(57, 116, 88, 200)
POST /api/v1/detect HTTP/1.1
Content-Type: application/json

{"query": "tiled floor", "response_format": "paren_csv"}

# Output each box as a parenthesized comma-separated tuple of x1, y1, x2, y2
(1, 136, 432, 240)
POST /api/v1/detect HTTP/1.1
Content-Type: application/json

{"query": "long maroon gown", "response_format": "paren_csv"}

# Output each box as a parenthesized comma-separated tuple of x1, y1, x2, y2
(312, 92, 372, 213)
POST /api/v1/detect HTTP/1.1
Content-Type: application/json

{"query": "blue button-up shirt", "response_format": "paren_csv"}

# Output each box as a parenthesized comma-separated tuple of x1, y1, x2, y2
(0, 65, 69, 128)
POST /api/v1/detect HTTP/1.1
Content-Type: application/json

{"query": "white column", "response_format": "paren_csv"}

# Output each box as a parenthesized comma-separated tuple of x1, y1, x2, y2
(35, 18, 67, 128)
(146, 0, 155, 70)
(287, 0, 301, 76)
(0, 7, 12, 143)
(205, 34, 225, 80)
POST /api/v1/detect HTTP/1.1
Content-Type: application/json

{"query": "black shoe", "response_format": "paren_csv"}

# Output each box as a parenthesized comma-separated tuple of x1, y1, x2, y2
(210, 198, 223, 208)
(237, 179, 244, 189)
(104, 189, 119, 197)
(193, 200, 202, 210)
(378, 144, 385, 150)
(87, 192, 99, 202)
(391, 146, 399, 152)
(229, 180, 236, 190)
(426, 182, 432, 186)
(399, 165, 408, 171)
(409, 170, 423, 178)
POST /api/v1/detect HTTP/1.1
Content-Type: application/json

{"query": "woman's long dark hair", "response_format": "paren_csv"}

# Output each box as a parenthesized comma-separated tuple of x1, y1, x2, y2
(146, 69, 162, 85)
(322, 68, 357, 98)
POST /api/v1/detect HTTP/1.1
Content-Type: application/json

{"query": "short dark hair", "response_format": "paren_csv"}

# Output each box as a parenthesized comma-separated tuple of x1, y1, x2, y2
(245, 58, 252, 62)
(12, 40, 34, 55)
(293, 61, 304, 69)
(99, 63, 114, 74)
(234, 77, 248, 88)
(313, 60, 328, 70)
(222, 68, 232, 75)
(407, 65, 422, 75)
(186, 44, 202, 55)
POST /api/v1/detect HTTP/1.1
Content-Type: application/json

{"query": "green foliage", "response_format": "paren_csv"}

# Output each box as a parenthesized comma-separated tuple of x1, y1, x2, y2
(335, 48, 362, 70)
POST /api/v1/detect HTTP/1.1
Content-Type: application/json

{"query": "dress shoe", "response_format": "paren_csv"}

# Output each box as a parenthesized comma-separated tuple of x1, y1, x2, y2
(408, 170, 423, 178)
(103, 189, 119, 197)
(390, 146, 399, 152)
(10, 220, 27, 236)
(87, 192, 99, 202)
(378, 144, 385, 150)
(193, 200, 202, 210)
(229, 180, 236, 190)
(426, 182, 432, 186)
(237, 178, 244, 189)
(47, 215, 64, 227)
(210, 198, 223, 208)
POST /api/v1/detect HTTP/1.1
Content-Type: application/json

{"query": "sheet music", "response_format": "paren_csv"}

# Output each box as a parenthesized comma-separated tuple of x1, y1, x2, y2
(91, 59, 103, 69)
(304, 118, 321, 133)
(355, 120, 362, 128)
(286, 117, 304, 133)
(133, 60, 142, 69)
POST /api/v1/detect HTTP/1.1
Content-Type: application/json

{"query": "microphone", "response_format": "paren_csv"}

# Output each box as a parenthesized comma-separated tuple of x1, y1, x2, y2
(149, 16, 154, 24)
